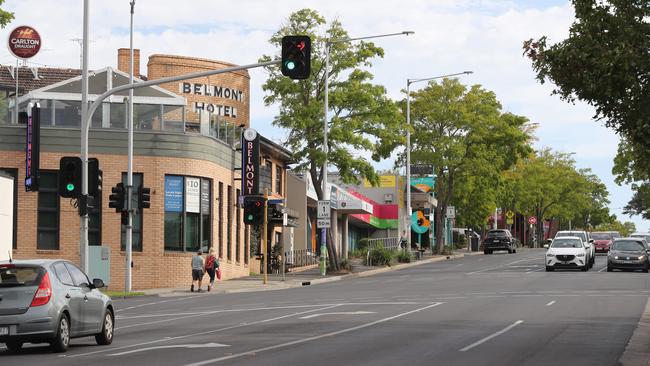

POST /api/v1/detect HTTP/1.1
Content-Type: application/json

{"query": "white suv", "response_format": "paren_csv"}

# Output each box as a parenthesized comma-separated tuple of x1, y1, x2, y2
(553, 231, 594, 268)
(545, 236, 590, 271)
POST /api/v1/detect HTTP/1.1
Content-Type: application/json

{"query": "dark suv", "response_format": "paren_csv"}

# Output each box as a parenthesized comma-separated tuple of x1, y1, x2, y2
(484, 229, 517, 254)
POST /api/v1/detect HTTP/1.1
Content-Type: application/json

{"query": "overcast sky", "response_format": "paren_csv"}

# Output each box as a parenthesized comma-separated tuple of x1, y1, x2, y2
(3, 0, 647, 231)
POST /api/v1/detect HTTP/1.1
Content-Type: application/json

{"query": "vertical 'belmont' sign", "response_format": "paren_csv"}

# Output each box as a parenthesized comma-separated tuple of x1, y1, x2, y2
(242, 128, 259, 195)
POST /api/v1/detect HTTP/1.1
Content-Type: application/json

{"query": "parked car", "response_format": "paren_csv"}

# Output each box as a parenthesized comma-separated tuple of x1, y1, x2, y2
(607, 238, 650, 272)
(0, 260, 114, 353)
(630, 232, 650, 244)
(544, 236, 590, 272)
(483, 229, 517, 254)
(553, 230, 594, 268)
(591, 231, 614, 253)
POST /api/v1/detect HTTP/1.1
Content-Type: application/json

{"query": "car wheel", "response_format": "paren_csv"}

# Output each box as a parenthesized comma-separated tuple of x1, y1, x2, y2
(483, 250, 489, 255)
(50, 313, 70, 353)
(545, 266, 553, 272)
(5, 341, 23, 353)
(644, 265, 649, 274)
(581, 265, 588, 272)
(95, 309, 114, 345)
(607, 266, 613, 272)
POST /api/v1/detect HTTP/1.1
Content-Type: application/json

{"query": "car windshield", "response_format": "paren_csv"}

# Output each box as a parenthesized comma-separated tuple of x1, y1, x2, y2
(591, 233, 611, 240)
(612, 241, 645, 252)
(0, 265, 44, 287)
(610, 232, 622, 238)
(551, 239, 583, 248)
(557, 232, 586, 241)
(487, 231, 508, 238)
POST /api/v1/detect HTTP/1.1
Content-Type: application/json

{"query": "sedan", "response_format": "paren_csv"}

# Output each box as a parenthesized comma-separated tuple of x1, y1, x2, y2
(607, 238, 649, 273)
(0, 259, 114, 352)
(591, 231, 614, 253)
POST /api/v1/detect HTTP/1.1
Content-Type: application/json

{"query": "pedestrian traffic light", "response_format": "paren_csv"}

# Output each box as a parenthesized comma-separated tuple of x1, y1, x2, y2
(281, 35, 311, 80)
(88, 158, 100, 198)
(138, 186, 151, 209)
(121, 211, 129, 226)
(58, 157, 82, 198)
(243, 195, 265, 225)
(109, 182, 125, 212)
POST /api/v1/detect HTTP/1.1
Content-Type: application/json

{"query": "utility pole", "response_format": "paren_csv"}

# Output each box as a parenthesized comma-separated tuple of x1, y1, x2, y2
(125, 0, 135, 293)
(79, 0, 90, 273)
(263, 188, 268, 285)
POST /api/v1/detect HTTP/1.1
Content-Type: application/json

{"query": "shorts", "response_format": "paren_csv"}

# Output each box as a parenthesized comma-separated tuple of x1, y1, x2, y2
(192, 269, 204, 281)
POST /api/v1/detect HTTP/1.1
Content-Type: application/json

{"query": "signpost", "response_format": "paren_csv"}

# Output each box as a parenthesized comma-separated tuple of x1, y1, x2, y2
(317, 200, 330, 275)
(528, 216, 537, 225)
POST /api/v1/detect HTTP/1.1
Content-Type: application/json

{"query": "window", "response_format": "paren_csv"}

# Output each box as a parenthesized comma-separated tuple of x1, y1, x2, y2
(121, 173, 143, 252)
(53, 262, 74, 286)
(227, 185, 232, 260)
(163, 175, 212, 252)
(0, 168, 18, 249)
(37, 171, 59, 250)
(89, 171, 102, 246)
(260, 160, 272, 192)
(218, 182, 223, 258)
(236, 188, 241, 262)
(64, 262, 89, 287)
(275, 165, 283, 195)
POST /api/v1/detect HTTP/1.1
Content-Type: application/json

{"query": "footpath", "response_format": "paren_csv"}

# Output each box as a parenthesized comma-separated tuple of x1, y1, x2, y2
(134, 250, 482, 298)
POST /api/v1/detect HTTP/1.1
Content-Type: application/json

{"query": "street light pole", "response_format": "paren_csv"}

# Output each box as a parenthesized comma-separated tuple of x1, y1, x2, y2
(125, 0, 135, 293)
(80, 0, 90, 273)
(321, 30, 414, 275)
(405, 71, 472, 251)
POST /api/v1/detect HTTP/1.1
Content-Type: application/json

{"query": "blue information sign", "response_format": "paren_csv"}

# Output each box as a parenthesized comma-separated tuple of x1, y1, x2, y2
(164, 175, 183, 212)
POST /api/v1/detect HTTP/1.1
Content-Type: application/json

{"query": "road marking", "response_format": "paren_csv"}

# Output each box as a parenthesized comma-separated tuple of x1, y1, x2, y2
(459, 320, 524, 352)
(182, 302, 444, 366)
(66, 304, 342, 358)
(546, 301, 556, 306)
(598, 266, 608, 272)
(466, 255, 541, 275)
(109, 343, 229, 356)
(300, 311, 376, 319)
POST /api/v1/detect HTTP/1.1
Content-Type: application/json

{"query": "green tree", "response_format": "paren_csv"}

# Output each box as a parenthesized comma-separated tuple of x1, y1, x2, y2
(594, 219, 637, 237)
(613, 138, 650, 220)
(260, 9, 403, 268)
(0, 1, 13, 29)
(405, 79, 531, 253)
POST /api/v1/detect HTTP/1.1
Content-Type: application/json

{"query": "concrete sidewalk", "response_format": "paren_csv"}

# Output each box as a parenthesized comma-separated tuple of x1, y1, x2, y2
(135, 250, 482, 298)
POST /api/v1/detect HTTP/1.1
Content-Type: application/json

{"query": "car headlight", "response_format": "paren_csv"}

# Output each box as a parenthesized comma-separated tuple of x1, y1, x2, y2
(576, 253, 585, 257)
(546, 253, 554, 257)
(638, 256, 646, 260)
(614, 256, 619, 260)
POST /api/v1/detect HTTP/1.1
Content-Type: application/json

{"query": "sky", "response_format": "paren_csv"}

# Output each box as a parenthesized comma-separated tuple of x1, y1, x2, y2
(2, 0, 647, 232)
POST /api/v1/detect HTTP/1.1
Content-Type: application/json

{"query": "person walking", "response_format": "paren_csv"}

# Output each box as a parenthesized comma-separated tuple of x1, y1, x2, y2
(204, 247, 219, 292)
(191, 249, 205, 292)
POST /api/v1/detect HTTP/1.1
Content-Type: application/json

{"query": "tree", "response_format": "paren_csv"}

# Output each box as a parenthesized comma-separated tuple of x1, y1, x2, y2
(404, 79, 531, 253)
(613, 138, 650, 220)
(0, 1, 13, 29)
(594, 219, 637, 237)
(260, 9, 403, 269)
(523, 0, 650, 149)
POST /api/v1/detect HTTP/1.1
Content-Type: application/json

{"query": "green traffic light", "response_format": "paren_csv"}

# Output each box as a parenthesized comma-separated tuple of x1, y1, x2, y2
(285, 60, 296, 70)
(66, 183, 75, 192)
(247, 214, 254, 221)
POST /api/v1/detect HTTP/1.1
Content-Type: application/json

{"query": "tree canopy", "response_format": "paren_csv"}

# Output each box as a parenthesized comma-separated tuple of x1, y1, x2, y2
(0, 1, 13, 29)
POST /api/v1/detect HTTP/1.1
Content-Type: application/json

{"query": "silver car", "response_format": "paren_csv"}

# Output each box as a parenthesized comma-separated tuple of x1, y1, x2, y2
(0, 259, 114, 352)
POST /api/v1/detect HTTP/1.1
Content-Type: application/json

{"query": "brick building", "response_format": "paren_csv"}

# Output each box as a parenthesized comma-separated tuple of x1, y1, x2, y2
(0, 49, 291, 290)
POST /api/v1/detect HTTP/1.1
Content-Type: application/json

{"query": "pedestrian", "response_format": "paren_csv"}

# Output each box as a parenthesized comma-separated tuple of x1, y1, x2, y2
(204, 247, 219, 292)
(400, 230, 408, 249)
(191, 249, 205, 292)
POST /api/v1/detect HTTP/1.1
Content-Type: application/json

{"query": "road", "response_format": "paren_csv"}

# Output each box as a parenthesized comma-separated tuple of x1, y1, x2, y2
(2, 248, 649, 366)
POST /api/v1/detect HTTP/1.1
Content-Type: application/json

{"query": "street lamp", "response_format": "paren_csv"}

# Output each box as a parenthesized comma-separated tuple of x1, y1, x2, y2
(321, 30, 413, 275)
(405, 71, 472, 250)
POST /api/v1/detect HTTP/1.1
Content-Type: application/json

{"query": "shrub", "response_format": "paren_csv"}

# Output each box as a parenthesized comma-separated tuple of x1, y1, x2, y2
(348, 248, 366, 259)
(396, 250, 412, 263)
(357, 238, 370, 251)
(370, 245, 393, 266)
(340, 258, 353, 272)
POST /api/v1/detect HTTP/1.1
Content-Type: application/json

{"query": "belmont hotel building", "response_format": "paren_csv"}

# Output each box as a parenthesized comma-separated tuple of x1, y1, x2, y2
(0, 49, 292, 290)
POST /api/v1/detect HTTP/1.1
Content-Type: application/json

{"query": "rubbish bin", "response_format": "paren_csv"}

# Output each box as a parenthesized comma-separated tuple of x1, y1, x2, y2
(471, 237, 480, 252)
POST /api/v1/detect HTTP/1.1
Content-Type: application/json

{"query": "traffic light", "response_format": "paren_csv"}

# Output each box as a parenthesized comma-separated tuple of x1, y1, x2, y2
(109, 183, 125, 212)
(58, 157, 82, 198)
(138, 186, 151, 209)
(121, 211, 129, 226)
(243, 195, 265, 225)
(281, 35, 311, 79)
(88, 158, 100, 198)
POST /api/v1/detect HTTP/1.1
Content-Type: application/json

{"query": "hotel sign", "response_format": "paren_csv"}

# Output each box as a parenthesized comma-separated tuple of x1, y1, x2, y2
(242, 128, 259, 195)
(8, 26, 41, 60)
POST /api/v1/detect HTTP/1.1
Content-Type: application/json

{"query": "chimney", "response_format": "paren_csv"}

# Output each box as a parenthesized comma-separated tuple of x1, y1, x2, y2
(117, 48, 140, 77)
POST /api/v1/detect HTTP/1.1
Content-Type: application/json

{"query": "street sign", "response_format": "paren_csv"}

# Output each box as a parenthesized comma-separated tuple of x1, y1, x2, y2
(446, 206, 455, 218)
(528, 216, 537, 225)
(506, 210, 514, 219)
(506, 218, 514, 225)
(317, 200, 330, 219)
(317, 218, 330, 228)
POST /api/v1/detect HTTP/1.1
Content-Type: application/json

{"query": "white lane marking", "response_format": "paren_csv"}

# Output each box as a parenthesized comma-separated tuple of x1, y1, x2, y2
(299, 311, 376, 319)
(598, 266, 608, 272)
(115, 296, 202, 313)
(66, 304, 341, 358)
(466, 255, 542, 275)
(109, 343, 229, 356)
(182, 303, 445, 366)
(546, 301, 556, 306)
(459, 320, 524, 352)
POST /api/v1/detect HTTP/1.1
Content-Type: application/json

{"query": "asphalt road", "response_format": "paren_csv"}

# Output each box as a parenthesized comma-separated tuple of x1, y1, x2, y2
(2, 248, 650, 366)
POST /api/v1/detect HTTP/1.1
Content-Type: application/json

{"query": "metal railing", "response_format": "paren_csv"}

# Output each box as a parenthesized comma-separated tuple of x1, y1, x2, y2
(283, 249, 319, 272)
(365, 237, 401, 266)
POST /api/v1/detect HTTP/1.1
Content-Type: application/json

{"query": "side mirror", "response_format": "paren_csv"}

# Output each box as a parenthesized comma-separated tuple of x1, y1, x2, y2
(589, 239, 594, 243)
(543, 244, 549, 249)
(546, 239, 552, 244)
(92, 278, 105, 289)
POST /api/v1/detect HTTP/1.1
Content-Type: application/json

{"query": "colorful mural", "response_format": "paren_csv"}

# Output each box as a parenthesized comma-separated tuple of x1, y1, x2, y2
(348, 190, 399, 229)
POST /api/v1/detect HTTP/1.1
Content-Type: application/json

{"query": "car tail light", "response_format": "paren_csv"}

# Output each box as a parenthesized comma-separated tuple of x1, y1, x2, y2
(30, 272, 52, 307)
(0, 264, 15, 269)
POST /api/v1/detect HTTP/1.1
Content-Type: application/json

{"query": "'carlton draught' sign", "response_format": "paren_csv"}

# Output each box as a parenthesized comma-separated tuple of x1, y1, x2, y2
(242, 128, 259, 195)
(8, 26, 41, 60)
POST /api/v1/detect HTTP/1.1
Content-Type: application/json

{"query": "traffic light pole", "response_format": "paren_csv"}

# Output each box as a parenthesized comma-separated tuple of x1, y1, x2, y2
(263, 189, 268, 285)
(125, 0, 135, 293)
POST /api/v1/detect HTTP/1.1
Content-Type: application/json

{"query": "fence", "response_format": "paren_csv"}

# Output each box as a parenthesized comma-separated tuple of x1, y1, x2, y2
(283, 249, 319, 272)
(365, 237, 401, 266)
